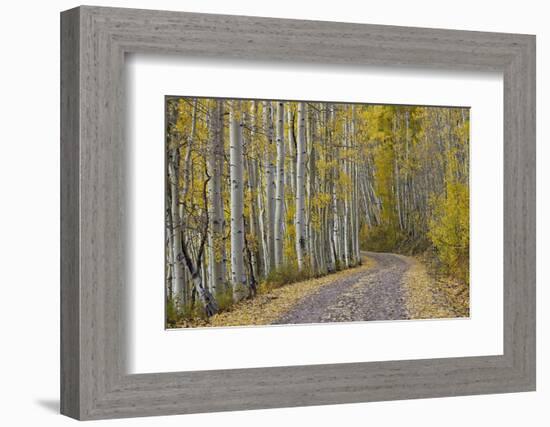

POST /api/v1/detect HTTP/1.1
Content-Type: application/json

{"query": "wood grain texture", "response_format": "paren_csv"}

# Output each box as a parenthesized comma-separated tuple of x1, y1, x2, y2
(60, 7, 80, 419)
(60, 5, 536, 420)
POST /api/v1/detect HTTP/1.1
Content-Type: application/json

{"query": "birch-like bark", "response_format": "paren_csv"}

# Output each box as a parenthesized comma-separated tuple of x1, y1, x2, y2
(323, 104, 336, 272)
(263, 101, 276, 273)
(171, 99, 197, 303)
(330, 105, 340, 268)
(207, 100, 225, 294)
(287, 108, 296, 195)
(177, 163, 218, 316)
(353, 160, 361, 264)
(343, 116, 350, 268)
(306, 107, 317, 273)
(295, 102, 307, 270)
(247, 101, 264, 277)
(179, 230, 218, 317)
(351, 106, 361, 264)
(245, 155, 260, 278)
(229, 101, 247, 301)
(242, 110, 259, 284)
(181, 99, 197, 208)
(166, 197, 175, 300)
(257, 172, 269, 275)
(274, 101, 285, 268)
(168, 147, 184, 303)
(219, 102, 228, 284)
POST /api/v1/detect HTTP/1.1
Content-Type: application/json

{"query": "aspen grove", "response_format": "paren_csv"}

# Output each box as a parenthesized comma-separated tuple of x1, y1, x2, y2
(165, 98, 469, 325)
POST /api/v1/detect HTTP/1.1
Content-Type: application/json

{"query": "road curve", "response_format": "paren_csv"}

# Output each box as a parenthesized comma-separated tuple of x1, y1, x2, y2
(273, 252, 411, 325)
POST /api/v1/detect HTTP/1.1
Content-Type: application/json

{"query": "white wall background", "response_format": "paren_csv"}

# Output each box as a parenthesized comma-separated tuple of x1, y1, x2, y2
(0, 0, 546, 425)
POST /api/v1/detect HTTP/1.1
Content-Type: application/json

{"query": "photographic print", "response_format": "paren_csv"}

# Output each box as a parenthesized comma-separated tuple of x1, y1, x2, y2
(165, 97, 470, 328)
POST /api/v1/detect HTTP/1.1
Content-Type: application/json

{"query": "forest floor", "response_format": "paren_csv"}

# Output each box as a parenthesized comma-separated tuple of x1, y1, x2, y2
(184, 252, 468, 328)
(277, 252, 469, 324)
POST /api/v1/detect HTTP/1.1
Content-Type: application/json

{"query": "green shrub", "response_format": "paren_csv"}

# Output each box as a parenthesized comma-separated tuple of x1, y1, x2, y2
(215, 285, 235, 312)
(360, 223, 404, 253)
(165, 296, 178, 327)
(263, 262, 312, 290)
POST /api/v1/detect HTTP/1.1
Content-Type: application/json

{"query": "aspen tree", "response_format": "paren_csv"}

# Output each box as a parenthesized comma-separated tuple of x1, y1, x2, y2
(229, 101, 247, 301)
(295, 102, 307, 270)
(207, 100, 225, 294)
(263, 101, 276, 273)
(274, 101, 285, 267)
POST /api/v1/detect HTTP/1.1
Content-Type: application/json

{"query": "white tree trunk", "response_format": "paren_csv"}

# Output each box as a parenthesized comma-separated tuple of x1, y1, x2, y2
(287, 108, 296, 195)
(179, 234, 218, 317)
(295, 102, 307, 270)
(306, 107, 317, 273)
(351, 106, 361, 264)
(343, 116, 350, 268)
(168, 149, 184, 303)
(248, 101, 264, 277)
(245, 155, 260, 277)
(329, 106, 340, 268)
(353, 161, 361, 264)
(173, 99, 198, 304)
(166, 194, 175, 300)
(257, 167, 269, 276)
(181, 99, 197, 211)
(229, 101, 247, 301)
(207, 100, 225, 294)
(263, 101, 276, 273)
(274, 101, 285, 268)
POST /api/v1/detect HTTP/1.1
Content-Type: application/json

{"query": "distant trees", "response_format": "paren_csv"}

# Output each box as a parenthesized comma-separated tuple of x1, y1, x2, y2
(356, 106, 469, 281)
(165, 98, 469, 323)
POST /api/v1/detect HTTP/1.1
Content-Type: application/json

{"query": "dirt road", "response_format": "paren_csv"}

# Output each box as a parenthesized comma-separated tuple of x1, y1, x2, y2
(273, 252, 412, 324)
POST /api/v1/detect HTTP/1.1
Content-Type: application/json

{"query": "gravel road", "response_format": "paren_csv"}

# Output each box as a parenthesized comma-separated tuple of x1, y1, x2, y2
(273, 252, 411, 324)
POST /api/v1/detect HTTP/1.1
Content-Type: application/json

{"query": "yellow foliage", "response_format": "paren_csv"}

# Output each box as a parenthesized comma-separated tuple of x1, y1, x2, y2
(428, 181, 469, 283)
(180, 256, 375, 328)
(167, 97, 471, 323)
(403, 257, 469, 318)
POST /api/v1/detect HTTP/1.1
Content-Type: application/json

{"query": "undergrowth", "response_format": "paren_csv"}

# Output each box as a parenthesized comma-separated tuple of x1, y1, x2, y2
(167, 260, 363, 327)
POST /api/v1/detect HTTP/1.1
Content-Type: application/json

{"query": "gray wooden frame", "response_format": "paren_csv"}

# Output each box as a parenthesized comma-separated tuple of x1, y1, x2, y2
(60, 5, 536, 420)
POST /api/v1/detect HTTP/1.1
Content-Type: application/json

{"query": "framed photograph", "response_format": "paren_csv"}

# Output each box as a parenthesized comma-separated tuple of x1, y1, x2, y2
(163, 96, 471, 329)
(61, 6, 536, 420)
